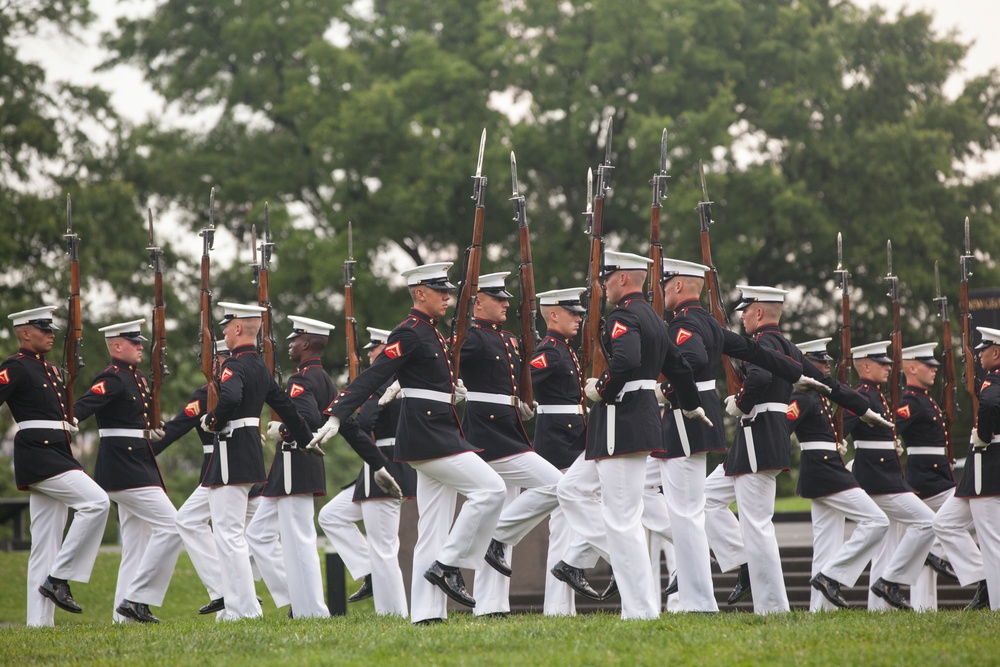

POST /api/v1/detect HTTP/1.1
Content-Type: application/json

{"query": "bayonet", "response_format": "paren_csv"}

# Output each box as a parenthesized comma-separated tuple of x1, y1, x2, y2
(596, 117, 614, 193)
(650, 128, 669, 204)
(250, 223, 259, 282)
(471, 128, 488, 207)
(584, 168, 594, 235)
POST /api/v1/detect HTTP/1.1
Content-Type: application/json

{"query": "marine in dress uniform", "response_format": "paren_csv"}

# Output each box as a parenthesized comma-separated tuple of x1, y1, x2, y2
(74, 319, 179, 624)
(195, 302, 315, 621)
(785, 339, 889, 611)
(1, 306, 110, 626)
(656, 261, 819, 613)
(311, 263, 507, 624)
(495, 288, 594, 616)
(896, 343, 961, 610)
(458, 272, 564, 617)
(318, 327, 418, 617)
(931, 326, 1000, 610)
(558, 251, 706, 620)
(154, 341, 261, 615)
(844, 341, 936, 611)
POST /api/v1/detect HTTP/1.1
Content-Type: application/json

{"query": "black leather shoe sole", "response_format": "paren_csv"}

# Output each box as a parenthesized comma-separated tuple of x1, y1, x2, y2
(550, 564, 602, 601)
(810, 576, 849, 609)
(38, 583, 82, 614)
(199, 598, 225, 615)
(423, 569, 475, 608)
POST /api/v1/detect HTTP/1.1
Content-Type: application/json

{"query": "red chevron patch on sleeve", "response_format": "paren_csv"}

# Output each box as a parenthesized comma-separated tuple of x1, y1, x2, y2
(786, 401, 800, 420)
(384, 341, 402, 359)
(610, 321, 629, 339)
(91, 381, 106, 395)
(289, 383, 305, 398)
(982, 380, 992, 392)
(675, 328, 693, 345)
(0, 369, 8, 385)
(896, 405, 911, 419)
(530, 354, 548, 370)
(220, 368, 234, 383)
(184, 400, 201, 417)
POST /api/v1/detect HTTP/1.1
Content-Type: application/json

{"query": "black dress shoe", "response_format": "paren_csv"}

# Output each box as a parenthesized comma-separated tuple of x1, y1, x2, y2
(663, 573, 678, 597)
(870, 577, 912, 610)
(424, 561, 475, 607)
(117, 599, 161, 623)
(480, 611, 509, 618)
(925, 553, 959, 582)
(484, 539, 512, 577)
(550, 561, 602, 601)
(810, 573, 849, 609)
(600, 574, 619, 601)
(727, 564, 752, 605)
(966, 580, 990, 611)
(287, 607, 293, 619)
(348, 574, 373, 603)
(38, 577, 82, 614)
(199, 598, 225, 615)
(414, 617, 445, 625)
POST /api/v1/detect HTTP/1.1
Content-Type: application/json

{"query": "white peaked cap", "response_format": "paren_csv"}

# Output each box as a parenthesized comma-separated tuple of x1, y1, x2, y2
(401, 262, 455, 289)
(9, 306, 59, 331)
(602, 251, 653, 274)
(900, 343, 939, 366)
(661, 257, 709, 279)
(286, 315, 336, 339)
(363, 327, 393, 349)
(537, 288, 587, 313)
(851, 341, 892, 363)
(478, 271, 513, 298)
(734, 285, 789, 311)
(99, 319, 148, 341)
(217, 302, 266, 325)
(976, 326, 1000, 350)
(796, 337, 833, 356)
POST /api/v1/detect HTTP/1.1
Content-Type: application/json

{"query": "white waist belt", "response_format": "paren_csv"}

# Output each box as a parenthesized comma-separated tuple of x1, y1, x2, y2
(798, 441, 838, 452)
(99, 428, 146, 439)
(16, 420, 70, 432)
(696, 380, 716, 392)
(400, 388, 454, 404)
(907, 446, 947, 456)
(220, 417, 261, 436)
(537, 404, 585, 415)
(615, 379, 658, 402)
(748, 402, 788, 418)
(854, 440, 896, 451)
(203, 444, 214, 454)
(375, 438, 396, 447)
(991, 435, 1000, 444)
(466, 391, 517, 406)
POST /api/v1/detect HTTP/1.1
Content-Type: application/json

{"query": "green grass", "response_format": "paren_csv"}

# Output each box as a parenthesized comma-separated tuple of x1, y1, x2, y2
(1, 552, 999, 666)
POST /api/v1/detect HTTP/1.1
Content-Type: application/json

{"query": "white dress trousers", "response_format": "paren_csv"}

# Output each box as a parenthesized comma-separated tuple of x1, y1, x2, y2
(595, 453, 659, 620)
(207, 483, 261, 620)
(911, 487, 954, 612)
(318, 485, 408, 616)
(660, 453, 719, 612)
(26, 470, 110, 627)
(407, 452, 506, 624)
(107, 487, 183, 622)
(556, 454, 611, 563)
(703, 464, 746, 574)
(931, 493, 986, 587)
(866, 491, 935, 609)
(809, 487, 889, 611)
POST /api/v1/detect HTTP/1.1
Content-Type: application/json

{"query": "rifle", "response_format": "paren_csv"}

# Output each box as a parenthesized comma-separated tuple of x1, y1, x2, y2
(199, 188, 219, 411)
(647, 129, 668, 318)
(62, 194, 84, 422)
(344, 221, 361, 383)
(887, 240, 903, 416)
(834, 232, 851, 442)
(147, 208, 168, 428)
(581, 117, 613, 379)
(697, 161, 742, 394)
(934, 260, 957, 463)
(450, 128, 487, 381)
(252, 207, 282, 419)
(959, 216, 979, 420)
(511, 151, 537, 405)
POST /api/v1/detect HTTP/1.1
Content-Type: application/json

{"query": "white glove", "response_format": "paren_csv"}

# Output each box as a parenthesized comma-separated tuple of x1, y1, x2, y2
(66, 417, 79, 436)
(859, 408, 893, 430)
(793, 374, 831, 395)
(454, 379, 468, 404)
(724, 395, 746, 418)
(656, 387, 669, 405)
(304, 441, 325, 456)
(146, 428, 165, 442)
(266, 421, 284, 441)
(894, 438, 904, 456)
(309, 416, 340, 448)
(378, 380, 402, 406)
(516, 399, 536, 421)
(200, 414, 220, 433)
(682, 407, 714, 428)
(837, 440, 848, 457)
(584, 378, 601, 402)
(373, 467, 403, 499)
(971, 431, 990, 450)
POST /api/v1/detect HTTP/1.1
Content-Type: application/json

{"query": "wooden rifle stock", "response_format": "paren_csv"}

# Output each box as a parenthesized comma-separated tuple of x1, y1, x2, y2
(345, 222, 361, 382)
(63, 194, 84, 422)
(511, 152, 537, 405)
(834, 233, 850, 442)
(200, 189, 219, 412)
(887, 241, 902, 417)
(647, 129, 668, 319)
(959, 217, 979, 423)
(582, 118, 614, 381)
(147, 208, 168, 428)
(253, 209, 282, 422)
(934, 261, 957, 463)
(451, 129, 487, 382)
